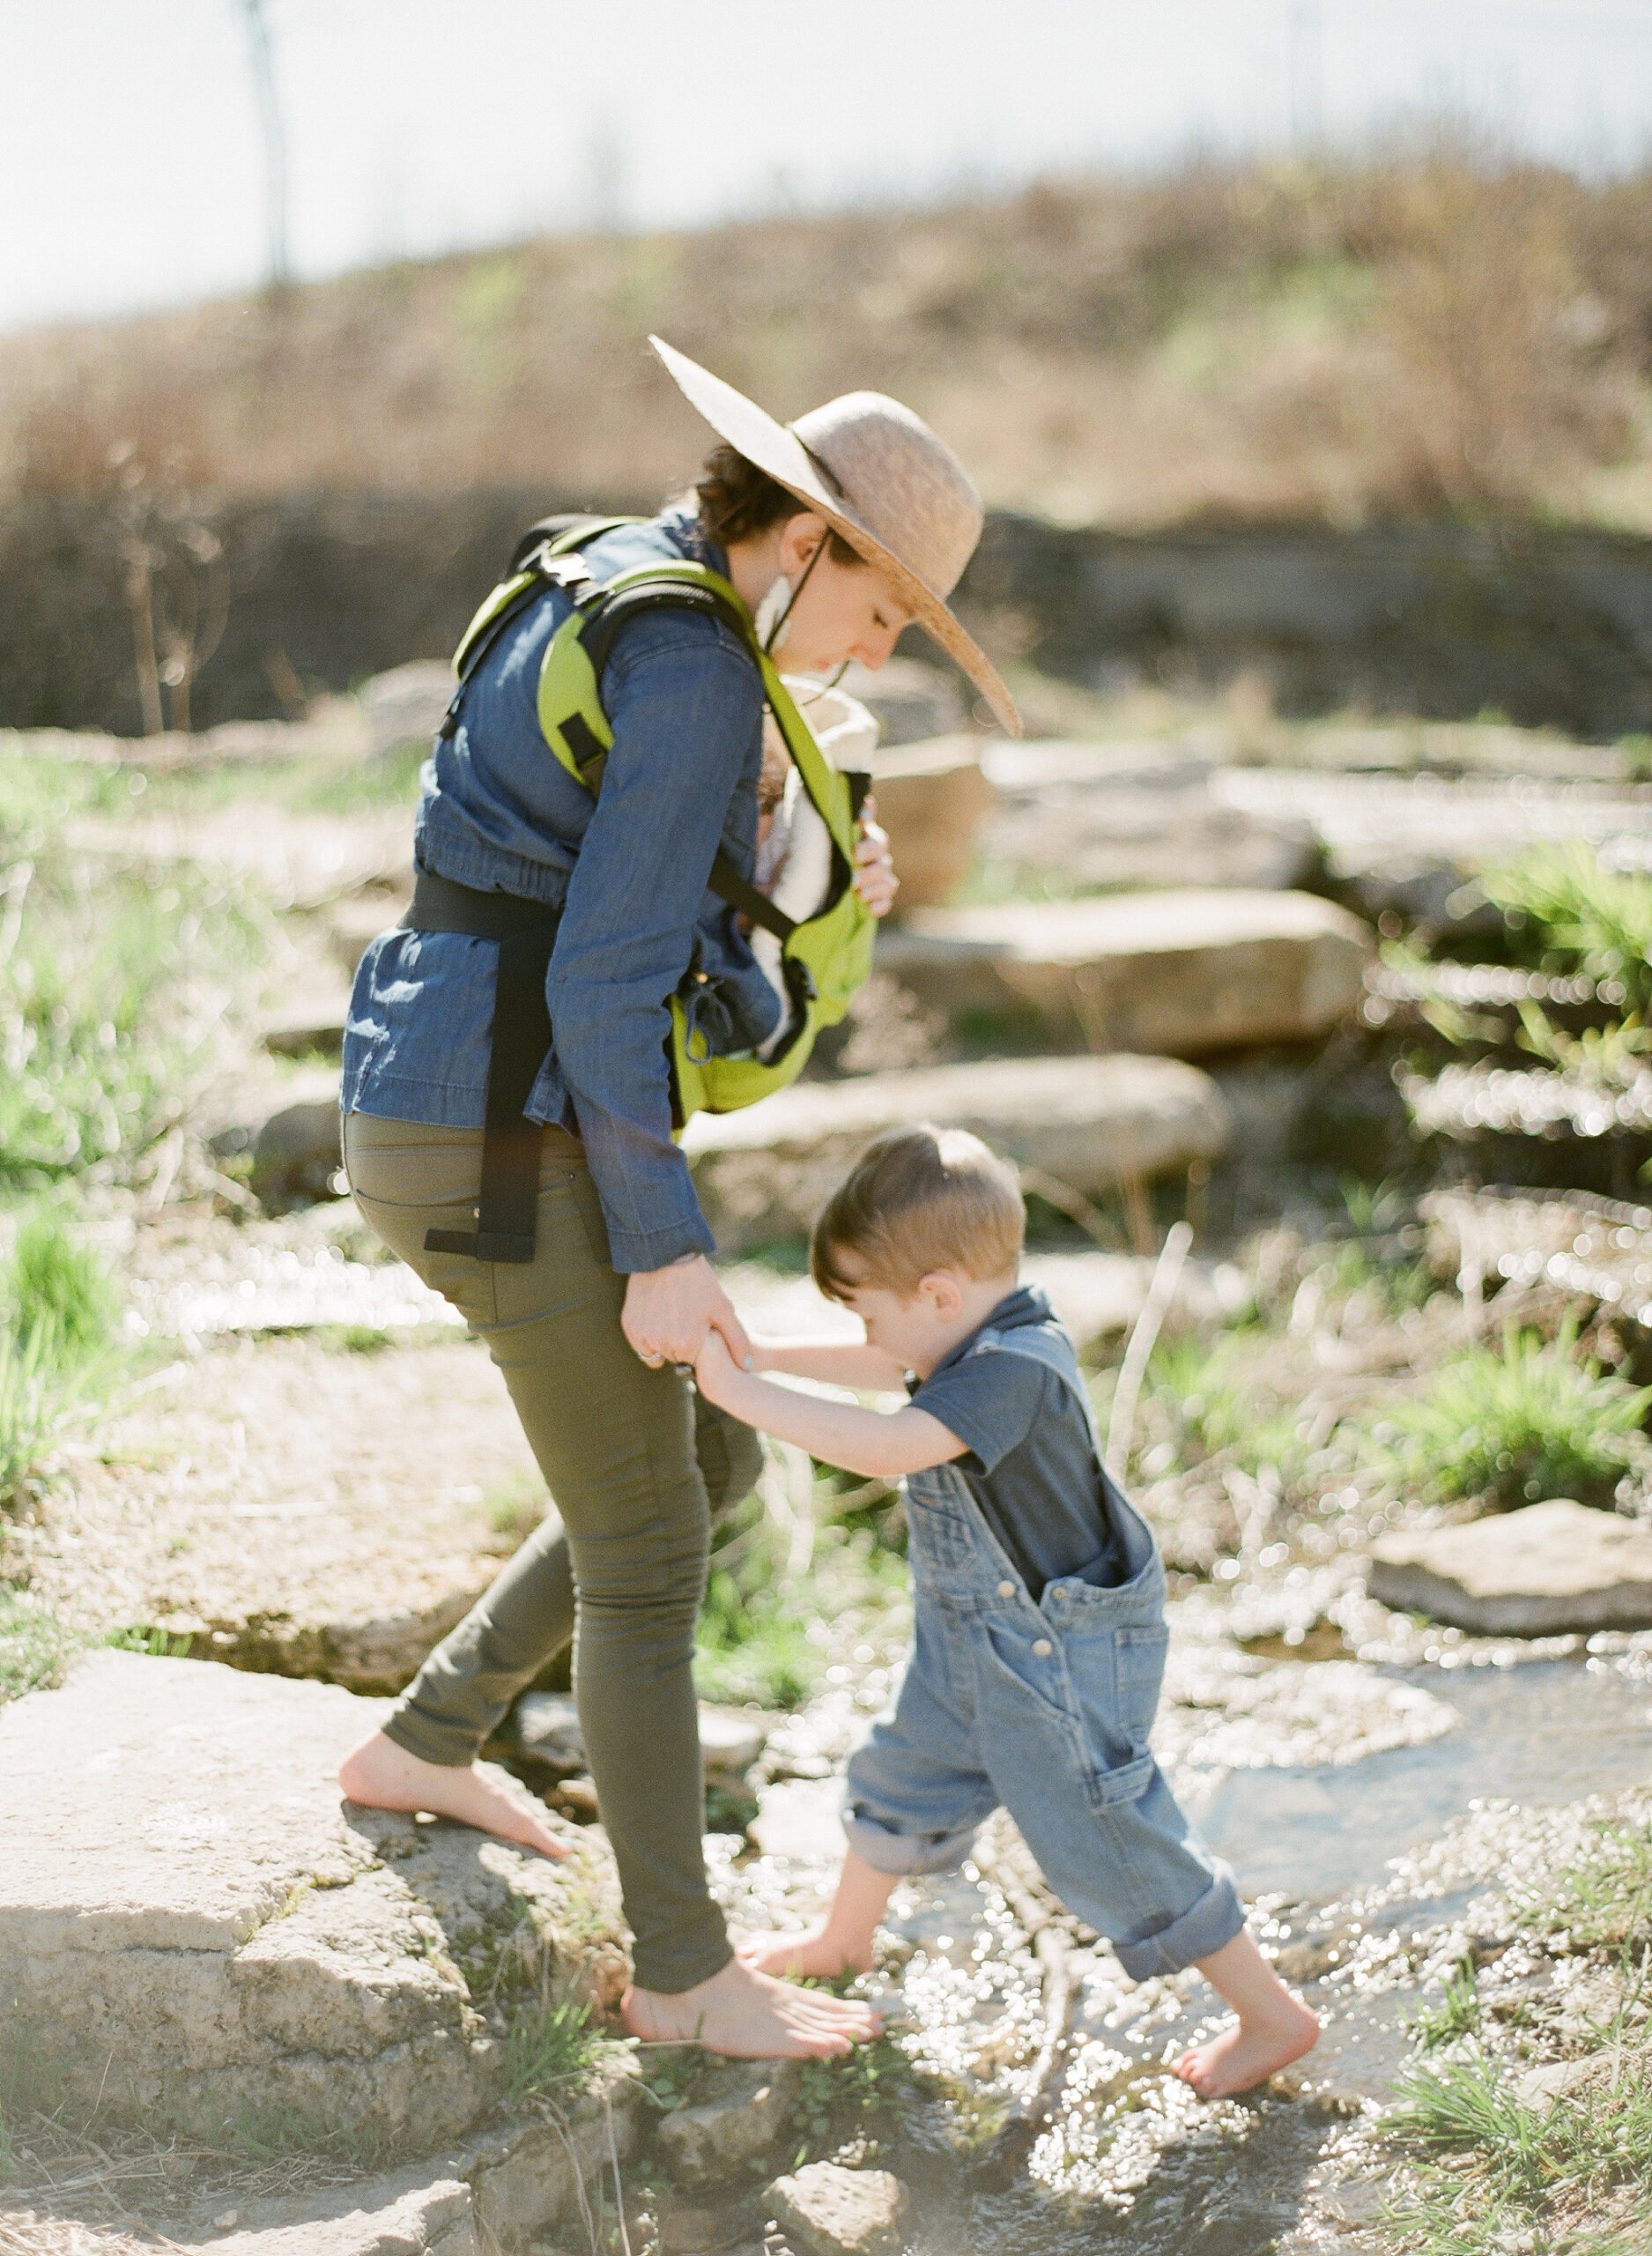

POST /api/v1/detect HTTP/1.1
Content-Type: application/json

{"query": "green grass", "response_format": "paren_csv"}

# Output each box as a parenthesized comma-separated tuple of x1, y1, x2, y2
(6, 1204, 115, 1358)
(785, 2019, 921, 2169)
(1385, 1818, 1652, 2254)
(0, 1593, 74, 1704)
(500, 1993, 619, 2109)
(1480, 840, 1652, 1015)
(1367, 1323, 1652, 1510)
(1141, 1332, 1309, 1483)
(0, 756, 264, 1191)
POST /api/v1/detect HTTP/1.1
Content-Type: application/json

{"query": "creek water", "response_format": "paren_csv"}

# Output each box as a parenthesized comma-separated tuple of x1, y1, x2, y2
(1183, 1650, 1652, 1904)
(721, 1642, 1652, 2254)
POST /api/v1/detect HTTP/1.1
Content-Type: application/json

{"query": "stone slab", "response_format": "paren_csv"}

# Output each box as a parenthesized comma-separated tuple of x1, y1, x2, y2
(0, 1653, 626, 2153)
(1368, 1498, 1652, 1635)
(684, 1053, 1230, 1252)
(980, 739, 1318, 894)
(875, 888, 1371, 1057)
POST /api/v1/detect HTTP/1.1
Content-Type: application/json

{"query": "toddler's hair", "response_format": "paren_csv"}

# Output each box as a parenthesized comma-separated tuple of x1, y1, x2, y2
(811, 1124, 1025, 1301)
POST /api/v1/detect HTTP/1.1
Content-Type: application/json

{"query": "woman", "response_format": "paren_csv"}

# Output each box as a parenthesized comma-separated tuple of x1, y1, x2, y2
(337, 338, 1019, 2059)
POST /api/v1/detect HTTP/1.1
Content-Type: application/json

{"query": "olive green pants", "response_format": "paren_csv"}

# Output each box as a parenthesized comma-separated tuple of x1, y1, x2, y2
(341, 1111, 762, 1995)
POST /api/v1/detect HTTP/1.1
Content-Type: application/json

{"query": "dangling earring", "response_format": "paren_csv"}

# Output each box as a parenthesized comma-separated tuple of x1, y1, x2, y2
(754, 576, 792, 653)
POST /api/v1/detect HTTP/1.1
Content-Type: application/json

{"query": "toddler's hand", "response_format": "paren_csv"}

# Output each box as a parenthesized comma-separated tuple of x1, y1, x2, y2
(693, 1325, 743, 1406)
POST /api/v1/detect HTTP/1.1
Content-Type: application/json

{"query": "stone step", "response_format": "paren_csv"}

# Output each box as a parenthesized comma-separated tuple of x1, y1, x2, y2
(1368, 1498, 1652, 1636)
(874, 888, 1371, 1057)
(0, 1653, 630, 2170)
(684, 1053, 1230, 1253)
(978, 738, 1318, 894)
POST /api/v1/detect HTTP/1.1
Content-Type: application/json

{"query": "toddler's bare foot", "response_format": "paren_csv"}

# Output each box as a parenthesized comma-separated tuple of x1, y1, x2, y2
(338, 1728, 568, 1859)
(736, 1923, 874, 1979)
(1172, 1996, 1319, 2100)
(623, 1955, 881, 2059)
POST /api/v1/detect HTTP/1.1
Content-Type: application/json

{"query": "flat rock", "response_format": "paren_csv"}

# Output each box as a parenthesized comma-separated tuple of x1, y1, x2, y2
(870, 736, 996, 909)
(876, 889, 1371, 1057)
(981, 739, 1317, 894)
(29, 1332, 537, 1693)
(1369, 1500, 1652, 1636)
(656, 2057, 800, 2186)
(685, 1053, 1230, 1252)
(0, 1652, 626, 2153)
(764, 2163, 908, 2256)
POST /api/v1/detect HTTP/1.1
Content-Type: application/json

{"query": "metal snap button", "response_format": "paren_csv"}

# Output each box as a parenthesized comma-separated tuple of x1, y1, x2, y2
(1032, 1637, 1053, 1658)
(996, 1579, 1016, 1598)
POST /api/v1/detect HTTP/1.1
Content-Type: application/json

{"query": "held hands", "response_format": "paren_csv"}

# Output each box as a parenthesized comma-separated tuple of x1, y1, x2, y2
(622, 1255, 752, 1373)
(692, 1324, 747, 1410)
(852, 800, 899, 920)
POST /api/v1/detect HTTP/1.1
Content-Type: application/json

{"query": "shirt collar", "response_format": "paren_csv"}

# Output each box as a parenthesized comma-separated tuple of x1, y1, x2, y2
(919, 1280, 1051, 1385)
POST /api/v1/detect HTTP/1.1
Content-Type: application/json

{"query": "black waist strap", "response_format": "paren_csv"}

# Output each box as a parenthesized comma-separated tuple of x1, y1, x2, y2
(401, 869, 563, 1264)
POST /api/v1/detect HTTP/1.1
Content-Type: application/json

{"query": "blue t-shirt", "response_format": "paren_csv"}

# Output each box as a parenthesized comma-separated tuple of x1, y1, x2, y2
(907, 1284, 1127, 1600)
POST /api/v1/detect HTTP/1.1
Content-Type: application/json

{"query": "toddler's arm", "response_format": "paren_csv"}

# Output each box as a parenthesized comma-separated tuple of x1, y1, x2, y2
(696, 1332, 966, 1481)
(748, 1335, 909, 1391)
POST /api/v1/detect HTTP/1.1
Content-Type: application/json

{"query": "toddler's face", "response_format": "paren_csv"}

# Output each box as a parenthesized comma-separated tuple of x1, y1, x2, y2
(826, 1256, 972, 1378)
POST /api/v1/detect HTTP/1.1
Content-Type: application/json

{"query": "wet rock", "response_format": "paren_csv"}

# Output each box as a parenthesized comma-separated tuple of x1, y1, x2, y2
(870, 737, 996, 909)
(0, 1651, 626, 2153)
(1368, 1499, 1652, 1636)
(507, 1692, 767, 1783)
(655, 2059, 800, 2185)
(763, 2163, 909, 2256)
(685, 1053, 1230, 1252)
(362, 661, 454, 760)
(876, 889, 1371, 1057)
(981, 739, 1318, 894)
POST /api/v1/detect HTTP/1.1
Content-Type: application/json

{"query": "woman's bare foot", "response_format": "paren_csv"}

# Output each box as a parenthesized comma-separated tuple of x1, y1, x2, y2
(623, 1955, 881, 2059)
(1172, 1995, 1319, 2100)
(735, 1922, 874, 1979)
(338, 1728, 568, 1860)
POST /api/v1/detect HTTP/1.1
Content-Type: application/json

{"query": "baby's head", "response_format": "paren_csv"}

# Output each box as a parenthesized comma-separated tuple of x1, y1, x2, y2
(811, 1124, 1025, 1375)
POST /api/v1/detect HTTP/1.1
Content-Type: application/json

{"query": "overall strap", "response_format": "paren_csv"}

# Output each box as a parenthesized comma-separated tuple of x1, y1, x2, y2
(981, 1327, 1105, 1450)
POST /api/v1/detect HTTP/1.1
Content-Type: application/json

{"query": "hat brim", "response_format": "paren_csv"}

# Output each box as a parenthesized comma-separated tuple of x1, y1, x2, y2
(650, 336, 1021, 738)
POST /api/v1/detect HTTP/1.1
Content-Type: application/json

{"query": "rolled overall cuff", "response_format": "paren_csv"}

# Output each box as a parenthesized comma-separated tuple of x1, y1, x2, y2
(841, 1798, 980, 1878)
(1114, 1866, 1246, 1981)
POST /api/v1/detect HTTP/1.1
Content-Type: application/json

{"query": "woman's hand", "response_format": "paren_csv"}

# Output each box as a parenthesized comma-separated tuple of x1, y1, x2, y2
(622, 1255, 752, 1372)
(852, 798, 899, 919)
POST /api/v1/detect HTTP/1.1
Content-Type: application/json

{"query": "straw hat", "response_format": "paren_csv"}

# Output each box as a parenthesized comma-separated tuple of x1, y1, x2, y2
(649, 335, 1020, 737)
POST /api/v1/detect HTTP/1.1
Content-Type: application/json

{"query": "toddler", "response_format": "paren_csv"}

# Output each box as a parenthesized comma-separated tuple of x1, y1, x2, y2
(693, 1124, 1318, 2099)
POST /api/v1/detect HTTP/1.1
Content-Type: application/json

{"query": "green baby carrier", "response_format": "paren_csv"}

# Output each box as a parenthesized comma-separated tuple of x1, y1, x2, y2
(411, 515, 878, 1265)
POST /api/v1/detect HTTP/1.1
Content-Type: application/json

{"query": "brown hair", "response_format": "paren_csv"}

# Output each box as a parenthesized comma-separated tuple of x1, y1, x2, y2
(811, 1124, 1025, 1301)
(694, 442, 863, 566)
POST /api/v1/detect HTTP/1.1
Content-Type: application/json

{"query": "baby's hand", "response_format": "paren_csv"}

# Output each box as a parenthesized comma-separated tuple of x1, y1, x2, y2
(852, 807, 899, 919)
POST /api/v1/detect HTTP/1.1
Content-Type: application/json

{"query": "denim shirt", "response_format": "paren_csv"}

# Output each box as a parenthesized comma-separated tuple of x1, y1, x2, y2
(339, 507, 777, 1273)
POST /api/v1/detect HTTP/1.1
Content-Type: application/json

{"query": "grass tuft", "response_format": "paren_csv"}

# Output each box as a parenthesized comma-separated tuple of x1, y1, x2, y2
(500, 1993, 618, 2109)
(1368, 1322, 1652, 1510)
(0, 1594, 75, 1705)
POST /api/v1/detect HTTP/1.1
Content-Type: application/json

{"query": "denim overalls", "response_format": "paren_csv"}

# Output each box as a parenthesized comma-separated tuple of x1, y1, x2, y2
(842, 1324, 1245, 1980)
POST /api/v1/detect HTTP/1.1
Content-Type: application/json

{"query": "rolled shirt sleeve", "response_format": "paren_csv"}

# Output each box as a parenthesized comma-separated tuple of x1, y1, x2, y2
(544, 609, 767, 1272)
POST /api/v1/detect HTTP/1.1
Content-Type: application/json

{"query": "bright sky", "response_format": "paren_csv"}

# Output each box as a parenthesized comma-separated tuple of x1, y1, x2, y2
(6, 0, 1652, 335)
